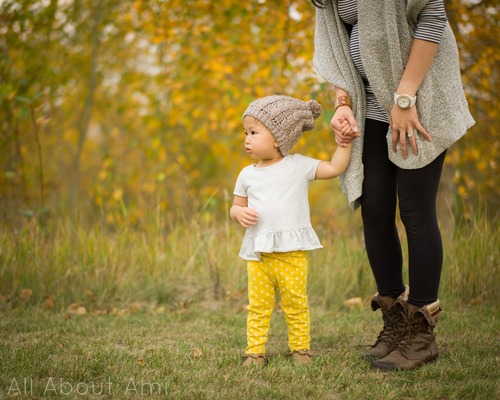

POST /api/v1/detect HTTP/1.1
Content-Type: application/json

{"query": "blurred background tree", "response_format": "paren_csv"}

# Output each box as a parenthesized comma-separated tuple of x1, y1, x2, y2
(445, 0, 499, 214)
(1, 0, 498, 229)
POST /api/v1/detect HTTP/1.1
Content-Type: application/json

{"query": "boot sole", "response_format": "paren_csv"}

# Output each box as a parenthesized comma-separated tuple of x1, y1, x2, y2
(361, 353, 384, 362)
(372, 355, 439, 371)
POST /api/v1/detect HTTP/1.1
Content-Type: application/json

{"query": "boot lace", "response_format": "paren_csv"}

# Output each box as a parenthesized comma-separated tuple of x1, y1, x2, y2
(393, 311, 419, 354)
(373, 307, 402, 346)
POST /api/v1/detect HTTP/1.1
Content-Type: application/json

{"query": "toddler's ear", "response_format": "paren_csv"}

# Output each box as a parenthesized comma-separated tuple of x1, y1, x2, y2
(274, 141, 279, 148)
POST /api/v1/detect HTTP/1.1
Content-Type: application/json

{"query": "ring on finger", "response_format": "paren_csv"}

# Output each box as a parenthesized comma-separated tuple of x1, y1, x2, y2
(408, 132, 413, 138)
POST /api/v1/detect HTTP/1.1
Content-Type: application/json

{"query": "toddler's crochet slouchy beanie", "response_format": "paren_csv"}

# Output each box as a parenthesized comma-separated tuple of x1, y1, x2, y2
(243, 95, 322, 156)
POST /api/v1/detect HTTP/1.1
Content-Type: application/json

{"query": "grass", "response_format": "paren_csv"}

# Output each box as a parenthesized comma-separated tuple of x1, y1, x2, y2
(1, 205, 497, 311)
(0, 202, 498, 398)
(0, 302, 498, 399)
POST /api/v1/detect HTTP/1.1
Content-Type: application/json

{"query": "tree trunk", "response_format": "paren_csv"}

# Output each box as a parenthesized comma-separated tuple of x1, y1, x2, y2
(70, 0, 104, 205)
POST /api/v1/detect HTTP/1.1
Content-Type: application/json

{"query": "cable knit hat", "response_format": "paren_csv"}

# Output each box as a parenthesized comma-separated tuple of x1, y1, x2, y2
(243, 95, 322, 156)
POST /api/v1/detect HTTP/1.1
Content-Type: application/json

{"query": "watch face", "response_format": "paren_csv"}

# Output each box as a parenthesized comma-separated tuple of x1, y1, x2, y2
(397, 95, 411, 109)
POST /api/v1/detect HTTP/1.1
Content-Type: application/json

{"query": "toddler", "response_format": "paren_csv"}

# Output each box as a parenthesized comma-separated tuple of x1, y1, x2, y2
(230, 95, 353, 366)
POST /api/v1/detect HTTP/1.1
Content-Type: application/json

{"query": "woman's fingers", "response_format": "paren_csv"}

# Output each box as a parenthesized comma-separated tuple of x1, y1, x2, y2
(400, 131, 408, 159)
(346, 114, 360, 137)
(408, 130, 418, 156)
(391, 129, 399, 153)
(393, 127, 432, 158)
(415, 121, 431, 142)
(390, 106, 432, 158)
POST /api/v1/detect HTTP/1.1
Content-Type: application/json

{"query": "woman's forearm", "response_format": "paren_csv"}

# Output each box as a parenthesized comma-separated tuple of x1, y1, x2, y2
(396, 39, 439, 96)
(334, 87, 350, 98)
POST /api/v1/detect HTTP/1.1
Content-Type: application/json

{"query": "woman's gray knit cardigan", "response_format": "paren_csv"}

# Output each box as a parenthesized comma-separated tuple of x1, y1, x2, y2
(313, 0, 475, 209)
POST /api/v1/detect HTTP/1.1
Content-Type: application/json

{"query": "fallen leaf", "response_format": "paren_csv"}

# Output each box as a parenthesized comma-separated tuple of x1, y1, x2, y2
(225, 289, 245, 301)
(117, 308, 127, 317)
(77, 307, 87, 315)
(137, 358, 146, 366)
(192, 348, 202, 358)
(20, 289, 33, 303)
(67, 303, 79, 313)
(471, 297, 483, 305)
(67, 303, 87, 315)
(44, 296, 55, 309)
(344, 297, 363, 308)
(155, 305, 166, 314)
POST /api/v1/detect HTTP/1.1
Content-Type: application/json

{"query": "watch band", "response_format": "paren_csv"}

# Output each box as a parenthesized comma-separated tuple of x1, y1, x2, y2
(394, 93, 417, 109)
(335, 96, 352, 111)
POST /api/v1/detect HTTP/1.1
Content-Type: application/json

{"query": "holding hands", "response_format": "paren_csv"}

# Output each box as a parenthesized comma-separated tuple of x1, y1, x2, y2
(329, 91, 360, 147)
(330, 91, 433, 159)
(331, 106, 360, 147)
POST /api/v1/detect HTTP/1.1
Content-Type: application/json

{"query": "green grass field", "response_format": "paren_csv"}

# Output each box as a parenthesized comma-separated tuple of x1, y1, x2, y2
(0, 301, 498, 399)
(0, 208, 498, 398)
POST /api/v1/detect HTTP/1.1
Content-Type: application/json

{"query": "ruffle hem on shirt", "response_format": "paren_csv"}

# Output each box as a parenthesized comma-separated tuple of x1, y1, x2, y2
(239, 227, 323, 261)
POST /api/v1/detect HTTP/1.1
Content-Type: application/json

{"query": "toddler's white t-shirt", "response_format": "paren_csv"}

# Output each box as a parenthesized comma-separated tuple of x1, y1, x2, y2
(233, 154, 322, 261)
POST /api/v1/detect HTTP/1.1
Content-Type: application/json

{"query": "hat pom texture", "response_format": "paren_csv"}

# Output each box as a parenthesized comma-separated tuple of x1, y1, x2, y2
(307, 99, 322, 119)
(243, 95, 322, 156)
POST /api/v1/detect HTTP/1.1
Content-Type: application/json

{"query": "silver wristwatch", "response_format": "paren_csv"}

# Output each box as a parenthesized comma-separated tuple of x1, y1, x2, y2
(394, 93, 417, 109)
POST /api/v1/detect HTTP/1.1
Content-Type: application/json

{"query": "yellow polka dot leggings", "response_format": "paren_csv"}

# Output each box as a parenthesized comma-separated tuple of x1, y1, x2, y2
(246, 251, 310, 355)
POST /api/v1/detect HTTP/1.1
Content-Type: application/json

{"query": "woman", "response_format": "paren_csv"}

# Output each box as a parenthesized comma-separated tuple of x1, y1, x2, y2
(311, 0, 474, 370)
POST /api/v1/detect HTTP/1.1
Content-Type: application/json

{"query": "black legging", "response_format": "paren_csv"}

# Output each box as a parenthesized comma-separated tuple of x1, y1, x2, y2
(360, 118, 446, 307)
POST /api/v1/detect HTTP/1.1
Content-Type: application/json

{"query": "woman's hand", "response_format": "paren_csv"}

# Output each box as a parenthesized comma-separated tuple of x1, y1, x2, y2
(330, 107, 360, 147)
(389, 105, 431, 159)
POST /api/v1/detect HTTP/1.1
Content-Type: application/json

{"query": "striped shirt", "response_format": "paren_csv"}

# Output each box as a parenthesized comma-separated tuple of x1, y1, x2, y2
(338, 0, 448, 123)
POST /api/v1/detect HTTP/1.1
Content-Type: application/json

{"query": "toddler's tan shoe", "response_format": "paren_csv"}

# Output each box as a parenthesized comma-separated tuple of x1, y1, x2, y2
(290, 350, 312, 365)
(242, 354, 268, 367)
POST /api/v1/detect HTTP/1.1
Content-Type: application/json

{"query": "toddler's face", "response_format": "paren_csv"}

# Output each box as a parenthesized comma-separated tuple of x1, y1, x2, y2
(242, 117, 280, 161)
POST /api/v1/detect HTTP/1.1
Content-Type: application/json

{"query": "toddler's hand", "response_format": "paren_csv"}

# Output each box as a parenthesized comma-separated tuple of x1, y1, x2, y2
(332, 113, 360, 147)
(340, 118, 353, 135)
(235, 207, 258, 228)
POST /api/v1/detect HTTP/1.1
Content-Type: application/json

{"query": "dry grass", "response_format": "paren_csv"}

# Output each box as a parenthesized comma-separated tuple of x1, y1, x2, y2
(0, 302, 498, 399)
(0, 203, 498, 398)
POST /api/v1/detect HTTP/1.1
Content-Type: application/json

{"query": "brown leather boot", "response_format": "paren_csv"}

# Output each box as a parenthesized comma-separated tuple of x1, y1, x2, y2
(372, 299, 441, 371)
(362, 286, 409, 361)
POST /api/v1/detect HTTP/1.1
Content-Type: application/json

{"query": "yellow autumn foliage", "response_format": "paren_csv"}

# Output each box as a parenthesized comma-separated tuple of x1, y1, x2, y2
(0, 0, 497, 228)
